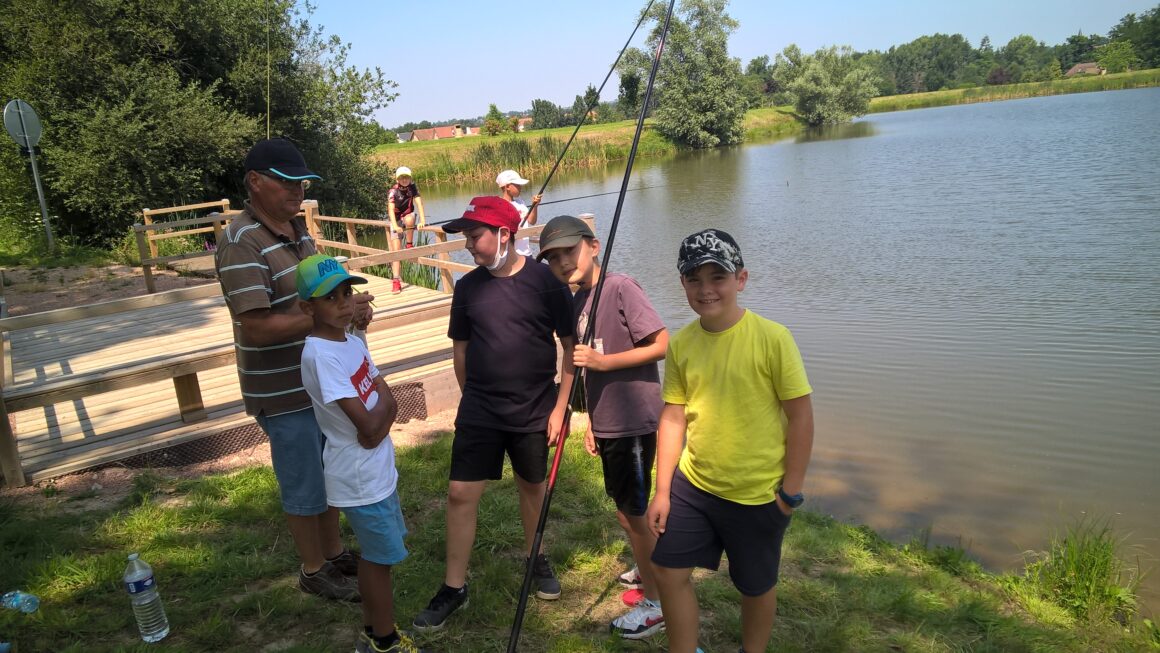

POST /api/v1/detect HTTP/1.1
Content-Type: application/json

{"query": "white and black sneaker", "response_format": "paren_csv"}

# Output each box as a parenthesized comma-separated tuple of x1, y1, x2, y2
(610, 599, 665, 640)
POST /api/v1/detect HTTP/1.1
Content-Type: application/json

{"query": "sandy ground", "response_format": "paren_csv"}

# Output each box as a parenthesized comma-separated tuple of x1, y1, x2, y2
(0, 264, 215, 316)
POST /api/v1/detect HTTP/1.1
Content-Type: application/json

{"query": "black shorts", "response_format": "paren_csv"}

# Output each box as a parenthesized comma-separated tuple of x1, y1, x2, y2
(450, 423, 548, 483)
(651, 469, 792, 596)
(596, 433, 656, 517)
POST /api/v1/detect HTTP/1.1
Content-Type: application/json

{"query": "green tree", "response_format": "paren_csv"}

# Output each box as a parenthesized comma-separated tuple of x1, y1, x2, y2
(1109, 5, 1160, 68)
(530, 99, 562, 129)
(1097, 40, 1141, 73)
(583, 84, 601, 113)
(482, 103, 506, 135)
(776, 45, 880, 126)
(570, 94, 588, 125)
(1055, 32, 1108, 71)
(0, 0, 396, 248)
(640, 0, 748, 149)
(617, 70, 642, 117)
(996, 35, 1054, 83)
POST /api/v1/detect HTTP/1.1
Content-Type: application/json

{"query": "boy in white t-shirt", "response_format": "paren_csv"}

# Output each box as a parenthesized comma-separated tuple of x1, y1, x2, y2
(496, 169, 542, 257)
(296, 254, 425, 653)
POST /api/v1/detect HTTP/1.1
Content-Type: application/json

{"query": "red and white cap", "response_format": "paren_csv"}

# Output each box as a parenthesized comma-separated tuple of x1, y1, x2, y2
(441, 196, 521, 234)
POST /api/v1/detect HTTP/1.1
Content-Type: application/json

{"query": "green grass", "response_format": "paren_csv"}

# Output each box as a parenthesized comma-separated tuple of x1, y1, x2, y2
(373, 123, 676, 185)
(869, 68, 1160, 113)
(742, 106, 803, 141)
(1, 431, 1153, 652)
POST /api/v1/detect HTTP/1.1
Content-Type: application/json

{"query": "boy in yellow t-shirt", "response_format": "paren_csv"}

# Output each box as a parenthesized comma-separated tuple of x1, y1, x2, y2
(646, 229, 814, 653)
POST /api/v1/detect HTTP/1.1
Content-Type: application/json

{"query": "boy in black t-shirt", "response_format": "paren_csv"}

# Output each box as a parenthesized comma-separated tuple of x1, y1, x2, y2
(412, 196, 577, 632)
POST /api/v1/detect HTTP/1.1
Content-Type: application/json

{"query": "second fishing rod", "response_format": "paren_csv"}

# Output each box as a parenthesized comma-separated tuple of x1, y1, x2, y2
(506, 0, 678, 650)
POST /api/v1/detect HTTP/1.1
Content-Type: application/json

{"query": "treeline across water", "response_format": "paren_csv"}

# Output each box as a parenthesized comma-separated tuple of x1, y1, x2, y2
(869, 68, 1160, 112)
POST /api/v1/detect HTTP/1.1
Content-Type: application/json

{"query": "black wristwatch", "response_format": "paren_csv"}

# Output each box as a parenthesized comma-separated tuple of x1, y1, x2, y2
(777, 486, 804, 509)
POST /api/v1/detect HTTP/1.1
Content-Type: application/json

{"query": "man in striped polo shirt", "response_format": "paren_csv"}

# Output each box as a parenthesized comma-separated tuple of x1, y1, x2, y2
(215, 138, 375, 601)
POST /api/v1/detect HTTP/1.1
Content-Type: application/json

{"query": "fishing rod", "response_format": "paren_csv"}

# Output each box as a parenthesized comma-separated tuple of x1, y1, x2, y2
(520, 0, 658, 223)
(505, 0, 677, 650)
(421, 184, 665, 228)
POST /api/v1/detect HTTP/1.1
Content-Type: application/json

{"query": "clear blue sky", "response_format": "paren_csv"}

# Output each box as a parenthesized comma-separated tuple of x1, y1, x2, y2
(301, 0, 1151, 128)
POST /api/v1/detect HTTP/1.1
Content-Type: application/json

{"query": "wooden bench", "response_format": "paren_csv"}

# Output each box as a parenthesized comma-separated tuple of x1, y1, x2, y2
(1, 279, 453, 487)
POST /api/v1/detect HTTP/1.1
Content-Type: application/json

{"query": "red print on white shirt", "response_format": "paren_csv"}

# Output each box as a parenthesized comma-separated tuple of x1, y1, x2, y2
(350, 358, 375, 404)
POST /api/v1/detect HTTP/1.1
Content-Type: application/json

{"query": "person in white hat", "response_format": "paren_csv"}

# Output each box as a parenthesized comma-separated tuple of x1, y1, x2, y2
(496, 169, 542, 257)
(387, 166, 426, 293)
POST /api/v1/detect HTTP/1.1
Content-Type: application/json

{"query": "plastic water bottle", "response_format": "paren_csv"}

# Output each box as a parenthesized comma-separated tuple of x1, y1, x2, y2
(1, 590, 39, 613)
(123, 553, 170, 643)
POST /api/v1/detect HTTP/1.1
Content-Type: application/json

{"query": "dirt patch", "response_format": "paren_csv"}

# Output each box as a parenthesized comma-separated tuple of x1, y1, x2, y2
(0, 264, 215, 316)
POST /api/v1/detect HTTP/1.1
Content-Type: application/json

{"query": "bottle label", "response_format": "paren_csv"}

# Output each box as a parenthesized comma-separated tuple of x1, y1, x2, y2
(126, 575, 155, 594)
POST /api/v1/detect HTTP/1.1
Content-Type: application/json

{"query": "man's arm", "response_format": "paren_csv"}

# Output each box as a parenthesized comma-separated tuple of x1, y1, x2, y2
(547, 335, 576, 446)
(647, 402, 687, 537)
(237, 306, 313, 347)
(573, 328, 668, 372)
(336, 377, 399, 449)
(452, 339, 467, 391)
(776, 394, 814, 513)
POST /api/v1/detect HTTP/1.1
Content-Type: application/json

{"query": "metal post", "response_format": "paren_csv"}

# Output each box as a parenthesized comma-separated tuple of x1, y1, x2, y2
(25, 148, 53, 252)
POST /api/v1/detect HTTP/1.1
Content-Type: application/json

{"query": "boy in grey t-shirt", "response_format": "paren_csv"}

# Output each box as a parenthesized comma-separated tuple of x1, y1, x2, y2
(538, 215, 669, 640)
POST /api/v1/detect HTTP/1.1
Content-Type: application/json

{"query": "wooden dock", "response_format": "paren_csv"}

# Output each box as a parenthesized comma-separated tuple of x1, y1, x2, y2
(0, 203, 586, 487)
(1, 275, 455, 485)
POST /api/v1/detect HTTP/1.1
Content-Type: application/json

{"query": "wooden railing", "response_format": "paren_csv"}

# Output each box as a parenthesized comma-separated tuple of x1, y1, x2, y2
(135, 199, 242, 293)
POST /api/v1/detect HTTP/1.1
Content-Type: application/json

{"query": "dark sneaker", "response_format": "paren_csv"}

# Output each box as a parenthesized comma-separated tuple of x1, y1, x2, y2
(299, 561, 361, 602)
(531, 553, 561, 600)
(355, 628, 427, 652)
(412, 584, 468, 631)
(328, 549, 361, 576)
(610, 600, 665, 639)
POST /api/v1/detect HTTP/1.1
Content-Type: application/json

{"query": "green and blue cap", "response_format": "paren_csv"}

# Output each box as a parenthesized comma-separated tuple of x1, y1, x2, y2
(296, 254, 367, 300)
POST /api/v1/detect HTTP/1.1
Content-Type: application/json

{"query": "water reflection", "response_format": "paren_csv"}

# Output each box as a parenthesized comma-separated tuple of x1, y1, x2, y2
(795, 120, 877, 143)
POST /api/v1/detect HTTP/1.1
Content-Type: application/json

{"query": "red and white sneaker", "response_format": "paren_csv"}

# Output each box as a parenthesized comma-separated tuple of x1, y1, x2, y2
(617, 566, 642, 589)
(620, 588, 645, 606)
(391, 279, 402, 294)
(610, 599, 664, 640)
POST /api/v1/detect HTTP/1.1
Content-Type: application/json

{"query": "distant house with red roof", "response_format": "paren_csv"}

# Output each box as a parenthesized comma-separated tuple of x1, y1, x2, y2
(517, 117, 534, 132)
(402, 124, 480, 142)
(1065, 62, 1104, 77)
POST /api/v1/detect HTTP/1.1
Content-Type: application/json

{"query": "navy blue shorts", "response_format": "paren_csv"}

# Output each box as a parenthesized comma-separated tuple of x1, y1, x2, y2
(651, 469, 792, 596)
(596, 433, 656, 517)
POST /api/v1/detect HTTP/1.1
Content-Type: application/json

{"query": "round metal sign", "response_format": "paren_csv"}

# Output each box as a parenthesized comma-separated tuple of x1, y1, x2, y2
(4, 99, 43, 148)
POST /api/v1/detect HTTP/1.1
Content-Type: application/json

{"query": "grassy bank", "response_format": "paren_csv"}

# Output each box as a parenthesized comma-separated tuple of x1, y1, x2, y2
(372, 108, 804, 186)
(869, 68, 1160, 113)
(2, 431, 1154, 652)
(372, 122, 676, 185)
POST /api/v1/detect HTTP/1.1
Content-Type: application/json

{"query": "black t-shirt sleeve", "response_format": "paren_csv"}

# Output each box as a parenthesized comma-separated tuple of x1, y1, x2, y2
(546, 274, 574, 339)
(447, 272, 473, 340)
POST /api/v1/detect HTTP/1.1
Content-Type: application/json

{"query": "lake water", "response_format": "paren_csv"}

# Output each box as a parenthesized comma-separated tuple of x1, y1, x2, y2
(410, 88, 1160, 607)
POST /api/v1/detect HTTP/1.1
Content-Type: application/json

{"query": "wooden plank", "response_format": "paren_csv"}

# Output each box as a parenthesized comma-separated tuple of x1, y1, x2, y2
(173, 374, 207, 423)
(314, 239, 386, 256)
(316, 215, 393, 228)
(142, 199, 231, 218)
(416, 257, 476, 274)
(136, 229, 156, 293)
(134, 211, 240, 232)
(145, 250, 217, 266)
(0, 284, 221, 331)
(147, 225, 219, 240)
(348, 238, 468, 269)
(4, 350, 236, 412)
(1, 393, 26, 487)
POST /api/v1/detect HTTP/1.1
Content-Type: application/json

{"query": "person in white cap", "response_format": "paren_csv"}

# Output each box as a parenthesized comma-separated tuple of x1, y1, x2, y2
(387, 166, 426, 293)
(496, 169, 542, 257)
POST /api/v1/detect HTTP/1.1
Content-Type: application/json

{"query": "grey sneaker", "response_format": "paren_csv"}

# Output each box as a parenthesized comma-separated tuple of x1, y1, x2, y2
(299, 561, 361, 601)
(412, 584, 468, 631)
(531, 553, 561, 600)
(328, 548, 361, 576)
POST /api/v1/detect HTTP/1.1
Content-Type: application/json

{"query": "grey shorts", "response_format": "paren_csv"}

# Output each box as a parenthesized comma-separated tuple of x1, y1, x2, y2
(255, 408, 328, 515)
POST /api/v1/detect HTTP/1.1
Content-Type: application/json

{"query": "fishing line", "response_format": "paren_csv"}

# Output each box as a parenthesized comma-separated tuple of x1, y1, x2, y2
(506, 1, 677, 649)
(420, 184, 664, 228)
(522, 0, 658, 215)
